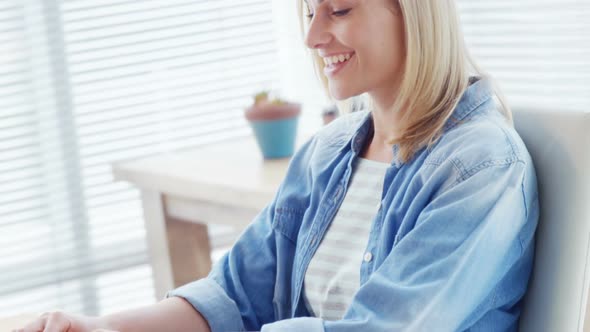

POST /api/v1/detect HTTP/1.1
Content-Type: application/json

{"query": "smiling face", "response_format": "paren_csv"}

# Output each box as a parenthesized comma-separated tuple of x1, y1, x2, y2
(303, 0, 406, 100)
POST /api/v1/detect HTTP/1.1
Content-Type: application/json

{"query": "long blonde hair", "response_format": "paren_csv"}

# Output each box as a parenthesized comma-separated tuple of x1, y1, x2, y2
(297, 0, 511, 163)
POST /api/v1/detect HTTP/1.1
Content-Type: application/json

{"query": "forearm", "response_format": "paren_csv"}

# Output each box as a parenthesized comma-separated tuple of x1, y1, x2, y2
(102, 297, 211, 332)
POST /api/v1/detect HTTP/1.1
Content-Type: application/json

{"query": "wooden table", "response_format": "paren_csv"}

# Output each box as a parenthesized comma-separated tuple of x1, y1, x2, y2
(113, 138, 291, 299)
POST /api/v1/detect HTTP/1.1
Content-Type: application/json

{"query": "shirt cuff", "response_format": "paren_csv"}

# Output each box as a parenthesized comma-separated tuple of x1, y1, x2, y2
(166, 278, 244, 332)
(261, 317, 324, 332)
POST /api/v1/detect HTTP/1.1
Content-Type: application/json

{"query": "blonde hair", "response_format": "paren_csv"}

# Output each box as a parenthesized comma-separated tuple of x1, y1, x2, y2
(297, 0, 511, 163)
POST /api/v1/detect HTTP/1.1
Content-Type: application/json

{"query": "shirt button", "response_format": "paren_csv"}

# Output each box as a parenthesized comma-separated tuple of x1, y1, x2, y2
(363, 252, 373, 262)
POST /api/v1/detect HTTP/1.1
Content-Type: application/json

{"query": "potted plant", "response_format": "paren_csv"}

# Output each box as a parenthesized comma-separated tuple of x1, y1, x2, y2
(244, 91, 301, 159)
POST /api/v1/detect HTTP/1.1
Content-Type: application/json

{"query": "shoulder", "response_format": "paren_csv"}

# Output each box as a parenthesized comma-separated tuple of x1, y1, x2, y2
(425, 108, 533, 184)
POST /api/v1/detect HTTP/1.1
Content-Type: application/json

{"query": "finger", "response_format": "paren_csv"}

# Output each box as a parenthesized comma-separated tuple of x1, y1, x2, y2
(43, 312, 71, 332)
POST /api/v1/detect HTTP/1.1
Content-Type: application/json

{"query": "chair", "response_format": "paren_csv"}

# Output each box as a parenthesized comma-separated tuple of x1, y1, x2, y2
(514, 109, 590, 331)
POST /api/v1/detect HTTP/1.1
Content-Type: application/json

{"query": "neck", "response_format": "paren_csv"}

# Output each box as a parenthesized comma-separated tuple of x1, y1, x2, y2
(358, 92, 401, 163)
(368, 86, 403, 146)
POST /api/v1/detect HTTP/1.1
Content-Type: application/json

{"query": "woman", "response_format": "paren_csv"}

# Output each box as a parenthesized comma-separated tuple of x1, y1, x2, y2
(18, 0, 538, 331)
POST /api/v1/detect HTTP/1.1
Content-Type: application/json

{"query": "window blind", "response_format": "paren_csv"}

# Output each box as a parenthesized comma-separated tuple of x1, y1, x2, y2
(457, 0, 590, 110)
(0, 0, 278, 316)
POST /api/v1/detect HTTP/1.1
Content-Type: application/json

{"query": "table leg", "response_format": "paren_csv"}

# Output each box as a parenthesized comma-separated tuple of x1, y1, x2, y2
(140, 190, 174, 300)
(165, 216, 212, 287)
(141, 190, 214, 300)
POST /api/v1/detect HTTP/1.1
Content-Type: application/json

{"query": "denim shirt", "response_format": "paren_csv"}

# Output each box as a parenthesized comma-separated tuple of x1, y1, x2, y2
(168, 78, 539, 332)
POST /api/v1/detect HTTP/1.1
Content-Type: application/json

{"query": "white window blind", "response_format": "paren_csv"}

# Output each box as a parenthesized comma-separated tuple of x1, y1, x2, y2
(457, 0, 590, 110)
(1, 0, 279, 316)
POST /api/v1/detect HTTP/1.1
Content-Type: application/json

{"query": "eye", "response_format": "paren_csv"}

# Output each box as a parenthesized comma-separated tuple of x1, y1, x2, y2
(332, 8, 351, 17)
(303, 2, 314, 19)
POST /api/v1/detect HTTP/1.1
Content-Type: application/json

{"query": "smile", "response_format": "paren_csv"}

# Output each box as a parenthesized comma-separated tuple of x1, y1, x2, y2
(322, 52, 354, 66)
(322, 52, 355, 77)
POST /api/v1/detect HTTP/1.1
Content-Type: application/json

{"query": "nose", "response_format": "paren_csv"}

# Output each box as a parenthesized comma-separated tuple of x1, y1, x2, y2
(304, 16, 332, 50)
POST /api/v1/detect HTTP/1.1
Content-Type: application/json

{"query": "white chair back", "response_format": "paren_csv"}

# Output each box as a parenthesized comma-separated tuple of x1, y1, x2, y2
(515, 109, 590, 331)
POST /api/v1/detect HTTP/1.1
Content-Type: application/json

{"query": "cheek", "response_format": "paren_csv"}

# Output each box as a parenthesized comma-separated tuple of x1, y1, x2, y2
(338, 26, 361, 48)
(354, 28, 394, 67)
(373, 28, 405, 72)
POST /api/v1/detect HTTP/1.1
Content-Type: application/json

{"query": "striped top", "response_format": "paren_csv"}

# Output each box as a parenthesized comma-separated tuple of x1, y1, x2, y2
(303, 157, 389, 321)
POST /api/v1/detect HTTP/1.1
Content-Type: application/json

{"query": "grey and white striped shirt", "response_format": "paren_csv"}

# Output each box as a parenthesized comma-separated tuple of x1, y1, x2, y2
(303, 157, 389, 321)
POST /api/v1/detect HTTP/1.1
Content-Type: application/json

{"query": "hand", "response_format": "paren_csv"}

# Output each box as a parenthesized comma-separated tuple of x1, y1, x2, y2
(15, 311, 115, 332)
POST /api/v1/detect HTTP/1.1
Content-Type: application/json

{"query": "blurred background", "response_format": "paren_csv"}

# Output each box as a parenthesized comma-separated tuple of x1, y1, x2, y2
(0, 0, 588, 317)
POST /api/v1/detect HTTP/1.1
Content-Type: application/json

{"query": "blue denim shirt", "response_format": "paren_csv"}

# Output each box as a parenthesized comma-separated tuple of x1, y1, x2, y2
(168, 78, 539, 332)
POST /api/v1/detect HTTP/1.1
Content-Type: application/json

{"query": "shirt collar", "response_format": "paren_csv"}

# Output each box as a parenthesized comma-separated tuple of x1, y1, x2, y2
(344, 76, 494, 167)
(443, 76, 494, 132)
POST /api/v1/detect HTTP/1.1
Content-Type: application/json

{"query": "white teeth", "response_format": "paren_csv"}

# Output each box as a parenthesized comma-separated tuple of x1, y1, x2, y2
(323, 53, 352, 66)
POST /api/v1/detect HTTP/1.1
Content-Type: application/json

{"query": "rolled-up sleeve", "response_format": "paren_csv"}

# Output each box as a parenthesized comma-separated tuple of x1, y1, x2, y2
(166, 278, 244, 332)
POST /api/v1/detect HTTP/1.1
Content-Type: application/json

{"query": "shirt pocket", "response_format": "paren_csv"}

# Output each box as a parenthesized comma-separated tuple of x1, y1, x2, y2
(272, 207, 303, 244)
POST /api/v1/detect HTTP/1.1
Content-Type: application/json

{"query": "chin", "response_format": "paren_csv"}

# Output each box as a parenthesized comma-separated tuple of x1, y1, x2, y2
(328, 83, 359, 101)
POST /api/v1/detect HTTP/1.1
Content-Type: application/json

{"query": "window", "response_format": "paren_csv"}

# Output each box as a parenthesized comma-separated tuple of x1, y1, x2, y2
(0, 0, 279, 316)
(457, 0, 590, 110)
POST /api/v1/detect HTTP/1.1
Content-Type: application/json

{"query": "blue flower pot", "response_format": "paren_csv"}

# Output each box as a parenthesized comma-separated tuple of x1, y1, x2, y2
(249, 116, 299, 159)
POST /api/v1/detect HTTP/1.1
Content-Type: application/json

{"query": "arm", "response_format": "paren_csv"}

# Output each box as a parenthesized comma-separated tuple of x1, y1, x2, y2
(103, 297, 210, 332)
(21, 136, 319, 332)
(21, 141, 316, 332)
(261, 160, 539, 331)
(20, 297, 209, 332)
